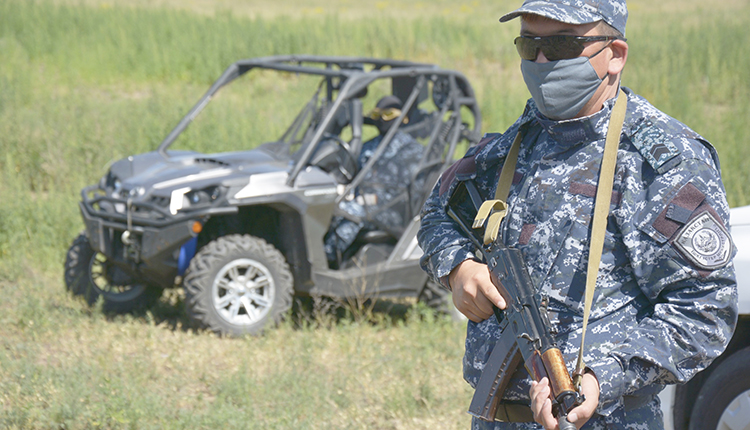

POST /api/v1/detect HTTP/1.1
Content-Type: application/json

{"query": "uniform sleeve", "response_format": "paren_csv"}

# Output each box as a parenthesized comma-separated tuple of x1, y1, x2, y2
(588, 154, 739, 414)
(417, 174, 477, 287)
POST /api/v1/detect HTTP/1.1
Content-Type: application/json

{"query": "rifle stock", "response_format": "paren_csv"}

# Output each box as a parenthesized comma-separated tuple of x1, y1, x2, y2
(467, 322, 522, 420)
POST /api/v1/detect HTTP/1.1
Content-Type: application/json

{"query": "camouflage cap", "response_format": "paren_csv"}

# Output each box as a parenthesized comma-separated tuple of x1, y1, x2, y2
(499, 0, 628, 36)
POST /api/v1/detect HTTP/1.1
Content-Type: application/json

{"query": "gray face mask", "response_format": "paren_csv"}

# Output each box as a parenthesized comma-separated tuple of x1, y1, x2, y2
(521, 56, 606, 120)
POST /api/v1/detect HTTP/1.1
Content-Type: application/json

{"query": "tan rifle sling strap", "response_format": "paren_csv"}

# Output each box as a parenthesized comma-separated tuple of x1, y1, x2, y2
(573, 90, 627, 388)
(472, 132, 521, 245)
(473, 90, 628, 390)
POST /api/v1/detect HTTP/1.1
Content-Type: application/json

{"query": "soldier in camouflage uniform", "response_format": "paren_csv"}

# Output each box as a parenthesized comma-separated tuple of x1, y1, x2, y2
(325, 96, 424, 266)
(417, 0, 738, 429)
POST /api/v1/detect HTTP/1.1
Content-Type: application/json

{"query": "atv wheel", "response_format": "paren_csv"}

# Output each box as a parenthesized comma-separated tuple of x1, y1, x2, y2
(183, 234, 293, 336)
(64, 232, 161, 313)
(418, 280, 466, 321)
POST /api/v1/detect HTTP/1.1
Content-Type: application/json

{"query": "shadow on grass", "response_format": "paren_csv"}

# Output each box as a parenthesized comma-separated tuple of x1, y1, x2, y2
(98, 288, 196, 333)
(290, 295, 416, 327)
(112, 287, 429, 336)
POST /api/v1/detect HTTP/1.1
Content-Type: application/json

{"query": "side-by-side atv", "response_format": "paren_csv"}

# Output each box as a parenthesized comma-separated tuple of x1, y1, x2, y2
(64, 55, 481, 335)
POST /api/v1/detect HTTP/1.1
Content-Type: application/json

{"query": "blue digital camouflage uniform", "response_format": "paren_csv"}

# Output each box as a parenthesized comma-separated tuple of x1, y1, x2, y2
(417, 88, 738, 429)
(325, 131, 424, 263)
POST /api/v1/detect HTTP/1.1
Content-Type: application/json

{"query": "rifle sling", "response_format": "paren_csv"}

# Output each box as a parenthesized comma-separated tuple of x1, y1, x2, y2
(473, 131, 522, 245)
(475, 90, 628, 390)
(574, 90, 628, 387)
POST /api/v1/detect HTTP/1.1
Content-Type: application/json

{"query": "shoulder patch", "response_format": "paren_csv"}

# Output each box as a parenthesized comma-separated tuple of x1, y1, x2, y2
(673, 210, 734, 270)
(630, 119, 680, 171)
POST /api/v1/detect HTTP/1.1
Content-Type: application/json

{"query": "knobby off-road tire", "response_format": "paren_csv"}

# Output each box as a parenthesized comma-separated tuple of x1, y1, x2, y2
(688, 346, 750, 430)
(64, 232, 161, 313)
(418, 279, 466, 322)
(183, 234, 293, 336)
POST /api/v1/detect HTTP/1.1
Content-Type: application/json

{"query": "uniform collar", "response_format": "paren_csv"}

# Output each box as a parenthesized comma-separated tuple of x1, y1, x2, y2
(526, 93, 620, 147)
(474, 90, 628, 169)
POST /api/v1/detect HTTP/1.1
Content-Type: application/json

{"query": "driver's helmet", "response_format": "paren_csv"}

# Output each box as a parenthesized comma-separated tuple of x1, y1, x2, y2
(365, 95, 409, 135)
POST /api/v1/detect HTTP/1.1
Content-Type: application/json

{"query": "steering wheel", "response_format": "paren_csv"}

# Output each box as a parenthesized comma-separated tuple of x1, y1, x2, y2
(321, 133, 358, 182)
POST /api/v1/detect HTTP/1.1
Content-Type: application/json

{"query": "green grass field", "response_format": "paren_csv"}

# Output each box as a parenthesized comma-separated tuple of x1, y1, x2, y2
(1, 0, 749, 428)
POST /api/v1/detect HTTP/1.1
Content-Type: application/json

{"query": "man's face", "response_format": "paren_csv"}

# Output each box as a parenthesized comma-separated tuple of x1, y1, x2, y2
(519, 17, 611, 76)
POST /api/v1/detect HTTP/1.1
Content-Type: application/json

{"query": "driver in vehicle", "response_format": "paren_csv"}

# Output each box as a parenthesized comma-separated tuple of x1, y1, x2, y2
(324, 95, 424, 268)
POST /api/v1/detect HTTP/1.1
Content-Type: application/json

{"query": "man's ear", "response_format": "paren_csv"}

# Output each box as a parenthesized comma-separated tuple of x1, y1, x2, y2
(607, 39, 628, 76)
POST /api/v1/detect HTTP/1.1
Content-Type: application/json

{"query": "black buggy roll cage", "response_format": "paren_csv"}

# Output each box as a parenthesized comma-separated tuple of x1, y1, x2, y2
(154, 55, 482, 195)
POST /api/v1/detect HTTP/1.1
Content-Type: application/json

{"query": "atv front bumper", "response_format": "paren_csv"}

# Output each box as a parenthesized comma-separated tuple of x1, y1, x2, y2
(79, 185, 237, 287)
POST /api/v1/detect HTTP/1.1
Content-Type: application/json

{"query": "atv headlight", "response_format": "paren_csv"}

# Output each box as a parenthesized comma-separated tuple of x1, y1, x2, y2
(169, 186, 223, 215)
(128, 186, 145, 197)
(185, 186, 221, 206)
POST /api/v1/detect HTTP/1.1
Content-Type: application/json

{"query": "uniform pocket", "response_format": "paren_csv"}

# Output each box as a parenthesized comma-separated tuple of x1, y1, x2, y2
(522, 189, 603, 316)
(543, 218, 592, 316)
(520, 214, 577, 295)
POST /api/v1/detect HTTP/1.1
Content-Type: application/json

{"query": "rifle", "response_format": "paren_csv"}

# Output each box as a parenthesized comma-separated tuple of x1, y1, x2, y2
(446, 180, 583, 429)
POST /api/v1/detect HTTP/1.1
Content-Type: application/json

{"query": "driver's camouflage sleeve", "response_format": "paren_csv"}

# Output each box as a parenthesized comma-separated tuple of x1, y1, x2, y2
(417, 87, 738, 429)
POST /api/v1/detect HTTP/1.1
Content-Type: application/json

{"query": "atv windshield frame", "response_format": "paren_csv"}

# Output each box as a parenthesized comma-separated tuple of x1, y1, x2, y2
(154, 55, 482, 192)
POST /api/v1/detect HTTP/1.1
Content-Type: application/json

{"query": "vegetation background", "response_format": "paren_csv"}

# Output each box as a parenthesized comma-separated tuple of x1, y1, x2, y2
(1, 0, 749, 428)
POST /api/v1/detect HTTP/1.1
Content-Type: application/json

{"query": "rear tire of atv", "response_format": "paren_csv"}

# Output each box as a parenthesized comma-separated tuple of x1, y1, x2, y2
(64, 232, 161, 313)
(183, 234, 294, 336)
(418, 280, 466, 322)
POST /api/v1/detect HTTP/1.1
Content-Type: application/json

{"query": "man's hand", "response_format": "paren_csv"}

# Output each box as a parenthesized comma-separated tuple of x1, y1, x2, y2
(448, 259, 507, 322)
(530, 372, 600, 430)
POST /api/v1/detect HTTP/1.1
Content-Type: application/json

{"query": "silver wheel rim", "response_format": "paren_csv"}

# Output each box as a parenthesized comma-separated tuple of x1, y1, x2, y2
(212, 258, 274, 326)
(717, 389, 750, 430)
(88, 252, 146, 302)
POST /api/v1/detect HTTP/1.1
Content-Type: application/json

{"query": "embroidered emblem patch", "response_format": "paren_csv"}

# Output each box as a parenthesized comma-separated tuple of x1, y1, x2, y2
(673, 211, 733, 270)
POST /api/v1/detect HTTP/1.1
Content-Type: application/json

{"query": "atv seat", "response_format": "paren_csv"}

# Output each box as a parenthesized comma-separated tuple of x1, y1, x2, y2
(334, 228, 397, 269)
(357, 230, 397, 245)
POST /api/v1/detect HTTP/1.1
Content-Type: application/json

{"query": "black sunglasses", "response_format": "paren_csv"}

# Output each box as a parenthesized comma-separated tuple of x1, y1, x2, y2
(514, 35, 624, 61)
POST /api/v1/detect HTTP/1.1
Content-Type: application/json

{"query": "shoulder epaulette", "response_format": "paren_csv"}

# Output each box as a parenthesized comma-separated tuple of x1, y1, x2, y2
(629, 118, 681, 173)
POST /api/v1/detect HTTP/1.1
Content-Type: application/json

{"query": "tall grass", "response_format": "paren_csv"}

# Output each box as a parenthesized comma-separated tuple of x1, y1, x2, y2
(0, 1, 514, 84)
(1, 0, 749, 428)
(626, 8, 750, 204)
(1, 282, 471, 429)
